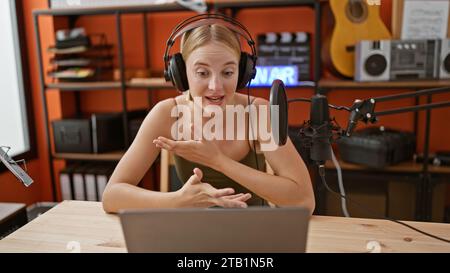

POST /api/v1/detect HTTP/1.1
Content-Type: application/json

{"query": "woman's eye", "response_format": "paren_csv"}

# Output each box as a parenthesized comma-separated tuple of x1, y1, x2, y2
(196, 71, 209, 77)
(223, 71, 234, 77)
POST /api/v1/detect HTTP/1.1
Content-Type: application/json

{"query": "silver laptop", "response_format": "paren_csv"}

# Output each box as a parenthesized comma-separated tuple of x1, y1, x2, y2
(119, 207, 310, 253)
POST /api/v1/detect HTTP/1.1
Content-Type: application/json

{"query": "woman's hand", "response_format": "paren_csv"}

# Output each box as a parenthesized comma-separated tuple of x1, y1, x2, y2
(176, 168, 251, 208)
(153, 136, 224, 169)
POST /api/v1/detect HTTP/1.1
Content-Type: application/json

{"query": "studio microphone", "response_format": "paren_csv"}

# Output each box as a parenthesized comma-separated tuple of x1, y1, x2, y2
(269, 80, 333, 164)
(269, 79, 288, 146)
(308, 94, 332, 164)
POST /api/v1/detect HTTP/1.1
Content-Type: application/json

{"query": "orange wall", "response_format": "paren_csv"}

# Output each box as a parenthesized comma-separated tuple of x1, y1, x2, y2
(1, 1, 449, 205)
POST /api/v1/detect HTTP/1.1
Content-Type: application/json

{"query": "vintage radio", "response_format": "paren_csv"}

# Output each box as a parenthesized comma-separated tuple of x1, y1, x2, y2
(390, 39, 440, 81)
(355, 39, 441, 82)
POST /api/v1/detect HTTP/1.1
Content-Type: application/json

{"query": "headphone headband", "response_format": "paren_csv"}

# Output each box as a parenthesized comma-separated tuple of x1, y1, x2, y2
(163, 13, 257, 79)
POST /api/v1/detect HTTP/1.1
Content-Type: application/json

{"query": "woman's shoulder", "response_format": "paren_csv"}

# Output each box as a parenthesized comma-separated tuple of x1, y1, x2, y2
(234, 93, 269, 106)
(149, 94, 188, 114)
(139, 96, 185, 138)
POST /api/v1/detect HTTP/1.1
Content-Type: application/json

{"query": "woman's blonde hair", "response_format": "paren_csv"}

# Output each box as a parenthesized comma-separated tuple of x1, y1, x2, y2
(180, 24, 241, 61)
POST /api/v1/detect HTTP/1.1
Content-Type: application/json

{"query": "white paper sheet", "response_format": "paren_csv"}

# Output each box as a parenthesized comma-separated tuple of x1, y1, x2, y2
(401, 0, 449, 39)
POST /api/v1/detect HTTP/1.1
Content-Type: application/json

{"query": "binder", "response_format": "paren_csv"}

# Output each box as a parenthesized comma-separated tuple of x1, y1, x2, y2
(59, 164, 80, 200)
(72, 165, 90, 200)
(84, 164, 99, 201)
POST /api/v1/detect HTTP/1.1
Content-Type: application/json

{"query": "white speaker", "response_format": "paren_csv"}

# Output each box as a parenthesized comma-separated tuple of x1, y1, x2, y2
(355, 40, 391, 82)
(440, 39, 450, 79)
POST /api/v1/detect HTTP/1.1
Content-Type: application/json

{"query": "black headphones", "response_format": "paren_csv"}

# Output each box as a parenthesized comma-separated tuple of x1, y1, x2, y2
(163, 13, 257, 92)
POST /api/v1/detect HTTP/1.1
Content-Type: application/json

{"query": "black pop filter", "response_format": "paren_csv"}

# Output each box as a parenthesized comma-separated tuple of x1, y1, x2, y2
(269, 79, 288, 146)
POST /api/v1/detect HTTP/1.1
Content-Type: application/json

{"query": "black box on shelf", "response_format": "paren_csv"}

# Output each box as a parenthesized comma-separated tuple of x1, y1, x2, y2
(337, 127, 416, 168)
(52, 119, 92, 153)
(52, 113, 124, 154)
(91, 113, 124, 153)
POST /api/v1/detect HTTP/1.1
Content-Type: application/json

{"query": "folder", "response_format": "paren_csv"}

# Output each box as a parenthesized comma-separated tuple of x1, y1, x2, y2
(84, 164, 99, 201)
(59, 164, 80, 200)
(72, 165, 91, 200)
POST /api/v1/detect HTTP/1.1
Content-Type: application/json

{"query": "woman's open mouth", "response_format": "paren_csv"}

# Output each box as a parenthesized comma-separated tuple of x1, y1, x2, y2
(205, 95, 225, 105)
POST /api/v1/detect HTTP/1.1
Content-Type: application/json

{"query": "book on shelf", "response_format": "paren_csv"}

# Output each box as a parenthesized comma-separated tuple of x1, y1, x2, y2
(129, 77, 169, 85)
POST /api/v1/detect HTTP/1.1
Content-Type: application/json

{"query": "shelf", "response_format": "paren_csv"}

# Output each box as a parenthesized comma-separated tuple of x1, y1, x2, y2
(46, 78, 175, 91)
(33, 2, 187, 16)
(325, 160, 450, 174)
(33, 0, 316, 17)
(53, 151, 124, 161)
(127, 78, 174, 89)
(318, 79, 450, 90)
(212, 0, 316, 9)
(47, 81, 121, 91)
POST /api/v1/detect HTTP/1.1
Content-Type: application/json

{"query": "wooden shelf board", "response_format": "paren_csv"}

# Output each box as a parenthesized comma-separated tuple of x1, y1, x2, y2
(325, 160, 450, 174)
(319, 80, 450, 89)
(46, 81, 121, 91)
(33, 2, 186, 16)
(127, 78, 174, 89)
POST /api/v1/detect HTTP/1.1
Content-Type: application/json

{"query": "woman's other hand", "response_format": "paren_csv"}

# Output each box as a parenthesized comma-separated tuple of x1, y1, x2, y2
(176, 168, 251, 208)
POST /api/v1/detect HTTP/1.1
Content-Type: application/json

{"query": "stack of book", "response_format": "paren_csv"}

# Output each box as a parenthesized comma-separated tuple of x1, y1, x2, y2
(47, 28, 114, 82)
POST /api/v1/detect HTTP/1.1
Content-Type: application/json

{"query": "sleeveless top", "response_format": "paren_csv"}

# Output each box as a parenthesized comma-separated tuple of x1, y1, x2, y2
(172, 97, 267, 206)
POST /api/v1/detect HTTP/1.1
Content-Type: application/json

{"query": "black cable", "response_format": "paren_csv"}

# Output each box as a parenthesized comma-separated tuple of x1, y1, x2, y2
(317, 165, 450, 244)
(246, 81, 264, 206)
(246, 82, 260, 172)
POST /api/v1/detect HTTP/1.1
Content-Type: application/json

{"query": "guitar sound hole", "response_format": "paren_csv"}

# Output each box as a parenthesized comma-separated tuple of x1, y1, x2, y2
(364, 54, 387, 76)
(346, 45, 355, 53)
(345, 0, 368, 23)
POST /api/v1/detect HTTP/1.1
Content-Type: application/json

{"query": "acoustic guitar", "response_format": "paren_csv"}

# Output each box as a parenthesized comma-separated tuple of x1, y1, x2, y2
(325, 0, 392, 78)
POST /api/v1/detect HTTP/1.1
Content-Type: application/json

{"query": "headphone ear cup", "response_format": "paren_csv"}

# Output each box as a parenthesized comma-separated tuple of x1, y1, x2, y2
(237, 52, 256, 90)
(168, 53, 189, 92)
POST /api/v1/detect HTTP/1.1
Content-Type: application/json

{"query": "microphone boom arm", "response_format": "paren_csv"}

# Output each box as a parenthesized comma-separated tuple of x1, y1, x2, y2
(345, 86, 450, 136)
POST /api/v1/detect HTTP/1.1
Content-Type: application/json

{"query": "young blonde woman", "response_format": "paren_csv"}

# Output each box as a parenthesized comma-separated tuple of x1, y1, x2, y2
(102, 14, 315, 214)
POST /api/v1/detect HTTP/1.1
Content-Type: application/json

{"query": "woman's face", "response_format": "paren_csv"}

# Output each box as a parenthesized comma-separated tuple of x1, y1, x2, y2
(185, 41, 239, 110)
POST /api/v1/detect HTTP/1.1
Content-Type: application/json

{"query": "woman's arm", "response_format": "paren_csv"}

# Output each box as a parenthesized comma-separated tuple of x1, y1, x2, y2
(103, 98, 251, 213)
(212, 97, 315, 212)
(155, 134, 315, 212)
(153, 97, 315, 213)
(102, 99, 178, 213)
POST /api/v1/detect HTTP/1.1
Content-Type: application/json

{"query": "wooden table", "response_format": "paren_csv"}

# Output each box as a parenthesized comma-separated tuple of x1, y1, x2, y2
(0, 201, 449, 253)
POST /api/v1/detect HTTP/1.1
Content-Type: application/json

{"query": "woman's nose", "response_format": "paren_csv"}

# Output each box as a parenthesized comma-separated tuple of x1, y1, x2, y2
(208, 75, 223, 91)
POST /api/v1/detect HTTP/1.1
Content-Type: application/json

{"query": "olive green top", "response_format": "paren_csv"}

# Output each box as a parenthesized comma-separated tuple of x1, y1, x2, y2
(172, 97, 267, 206)
(173, 151, 267, 206)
